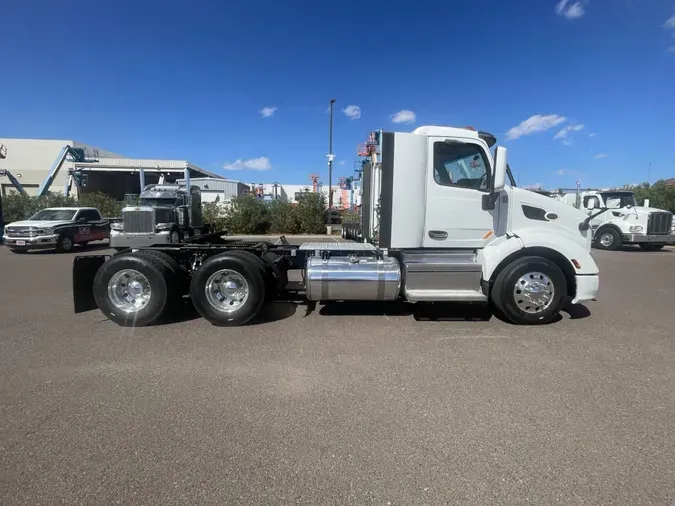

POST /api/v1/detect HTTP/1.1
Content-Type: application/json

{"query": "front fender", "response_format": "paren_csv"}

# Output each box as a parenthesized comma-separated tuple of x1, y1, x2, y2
(517, 230, 598, 275)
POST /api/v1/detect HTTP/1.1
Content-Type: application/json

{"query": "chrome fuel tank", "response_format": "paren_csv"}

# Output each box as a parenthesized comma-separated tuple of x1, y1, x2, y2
(304, 256, 401, 301)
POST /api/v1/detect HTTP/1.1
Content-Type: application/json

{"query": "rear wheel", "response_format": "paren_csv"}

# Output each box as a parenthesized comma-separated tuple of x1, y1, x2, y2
(639, 243, 665, 251)
(492, 256, 567, 325)
(190, 252, 266, 326)
(595, 228, 621, 251)
(93, 253, 173, 327)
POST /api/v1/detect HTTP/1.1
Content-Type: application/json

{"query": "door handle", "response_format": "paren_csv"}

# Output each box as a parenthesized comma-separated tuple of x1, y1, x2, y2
(428, 230, 448, 240)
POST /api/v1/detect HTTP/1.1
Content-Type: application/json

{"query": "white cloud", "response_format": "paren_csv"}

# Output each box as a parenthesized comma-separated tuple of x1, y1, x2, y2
(594, 153, 608, 159)
(506, 114, 567, 140)
(223, 157, 272, 171)
(342, 105, 361, 120)
(667, 46, 675, 53)
(556, 0, 585, 19)
(259, 107, 277, 118)
(663, 15, 675, 29)
(338, 160, 346, 166)
(554, 123, 585, 140)
(390, 110, 416, 124)
(588, 132, 596, 137)
(556, 169, 566, 176)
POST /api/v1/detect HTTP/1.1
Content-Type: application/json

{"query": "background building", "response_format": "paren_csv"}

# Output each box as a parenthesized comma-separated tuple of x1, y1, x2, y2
(0, 138, 223, 201)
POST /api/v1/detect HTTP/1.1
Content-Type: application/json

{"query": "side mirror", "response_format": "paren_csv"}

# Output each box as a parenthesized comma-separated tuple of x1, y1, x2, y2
(587, 199, 596, 210)
(493, 146, 507, 192)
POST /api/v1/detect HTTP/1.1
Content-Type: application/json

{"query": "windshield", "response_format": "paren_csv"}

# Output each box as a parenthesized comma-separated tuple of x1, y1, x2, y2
(602, 193, 637, 208)
(29, 209, 77, 221)
(140, 198, 176, 207)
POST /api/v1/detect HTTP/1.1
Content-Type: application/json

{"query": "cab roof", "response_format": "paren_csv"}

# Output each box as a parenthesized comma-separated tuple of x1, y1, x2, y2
(411, 125, 497, 147)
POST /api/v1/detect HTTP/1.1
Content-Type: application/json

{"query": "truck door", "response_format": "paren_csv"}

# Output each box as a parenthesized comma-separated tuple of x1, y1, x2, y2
(582, 195, 605, 232)
(423, 137, 499, 249)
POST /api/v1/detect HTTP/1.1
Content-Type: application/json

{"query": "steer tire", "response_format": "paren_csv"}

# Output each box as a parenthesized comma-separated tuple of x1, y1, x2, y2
(639, 243, 665, 252)
(594, 227, 622, 251)
(93, 253, 172, 327)
(55, 232, 75, 253)
(491, 256, 567, 325)
(190, 252, 266, 326)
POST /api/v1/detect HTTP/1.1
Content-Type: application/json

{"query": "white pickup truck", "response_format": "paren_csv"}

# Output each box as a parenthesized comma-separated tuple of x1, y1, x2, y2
(3, 207, 110, 253)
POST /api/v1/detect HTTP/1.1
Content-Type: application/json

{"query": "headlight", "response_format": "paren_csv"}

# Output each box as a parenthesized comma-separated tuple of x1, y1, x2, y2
(155, 223, 172, 230)
(110, 222, 123, 231)
(43, 228, 53, 235)
(629, 225, 644, 233)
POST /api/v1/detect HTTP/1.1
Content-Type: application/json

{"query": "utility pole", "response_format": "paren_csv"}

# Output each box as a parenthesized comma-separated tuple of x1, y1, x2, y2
(328, 98, 336, 210)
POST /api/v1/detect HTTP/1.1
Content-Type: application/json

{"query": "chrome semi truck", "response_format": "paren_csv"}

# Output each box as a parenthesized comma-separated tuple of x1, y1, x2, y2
(72, 125, 600, 327)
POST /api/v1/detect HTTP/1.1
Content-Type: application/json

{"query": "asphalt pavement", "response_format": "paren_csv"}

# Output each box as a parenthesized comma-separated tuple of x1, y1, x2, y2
(0, 242, 674, 505)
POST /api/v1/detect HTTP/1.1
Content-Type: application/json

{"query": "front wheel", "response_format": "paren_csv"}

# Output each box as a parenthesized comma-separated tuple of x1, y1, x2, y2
(639, 243, 665, 251)
(190, 252, 266, 326)
(594, 228, 621, 251)
(169, 228, 182, 244)
(491, 256, 567, 325)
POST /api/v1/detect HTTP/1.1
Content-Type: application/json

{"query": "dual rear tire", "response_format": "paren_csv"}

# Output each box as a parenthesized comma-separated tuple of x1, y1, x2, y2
(93, 250, 267, 327)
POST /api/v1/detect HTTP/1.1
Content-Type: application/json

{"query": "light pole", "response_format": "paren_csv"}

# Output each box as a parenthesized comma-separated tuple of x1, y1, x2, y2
(328, 98, 336, 210)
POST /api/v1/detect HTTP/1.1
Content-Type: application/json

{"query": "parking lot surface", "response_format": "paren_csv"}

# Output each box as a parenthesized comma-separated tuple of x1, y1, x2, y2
(1, 243, 674, 505)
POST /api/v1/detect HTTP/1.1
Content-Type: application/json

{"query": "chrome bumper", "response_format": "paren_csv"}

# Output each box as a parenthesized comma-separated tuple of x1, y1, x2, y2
(2, 234, 58, 249)
(622, 233, 675, 244)
(109, 230, 170, 248)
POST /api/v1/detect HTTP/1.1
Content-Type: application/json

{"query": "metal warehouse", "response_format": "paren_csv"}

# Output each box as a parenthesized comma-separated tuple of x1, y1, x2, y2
(0, 138, 225, 201)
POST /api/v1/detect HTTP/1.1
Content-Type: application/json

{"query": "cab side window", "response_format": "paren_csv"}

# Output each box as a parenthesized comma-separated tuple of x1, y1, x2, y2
(433, 141, 490, 190)
(77, 209, 101, 222)
(583, 196, 601, 209)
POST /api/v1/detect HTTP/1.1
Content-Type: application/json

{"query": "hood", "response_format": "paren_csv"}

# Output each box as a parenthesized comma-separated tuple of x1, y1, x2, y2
(6, 220, 73, 229)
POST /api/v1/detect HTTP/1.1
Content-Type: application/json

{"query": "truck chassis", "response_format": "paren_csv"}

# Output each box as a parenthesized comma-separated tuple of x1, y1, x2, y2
(74, 235, 580, 327)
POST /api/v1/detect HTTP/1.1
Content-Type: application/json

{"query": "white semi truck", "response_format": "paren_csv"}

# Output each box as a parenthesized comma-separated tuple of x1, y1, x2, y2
(554, 188, 674, 251)
(72, 125, 600, 327)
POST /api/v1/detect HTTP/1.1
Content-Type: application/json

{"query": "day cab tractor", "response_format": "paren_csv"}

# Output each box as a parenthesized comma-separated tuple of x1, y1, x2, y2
(555, 189, 674, 251)
(72, 125, 600, 327)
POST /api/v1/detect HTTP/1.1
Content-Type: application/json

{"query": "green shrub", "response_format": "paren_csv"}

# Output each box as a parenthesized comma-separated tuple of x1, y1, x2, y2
(223, 196, 271, 234)
(341, 210, 360, 223)
(78, 191, 123, 218)
(269, 200, 301, 234)
(202, 201, 228, 231)
(294, 192, 327, 234)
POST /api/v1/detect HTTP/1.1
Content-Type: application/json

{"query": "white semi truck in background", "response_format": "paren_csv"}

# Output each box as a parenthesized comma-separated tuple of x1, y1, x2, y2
(72, 125, 600, 327)
(554, 188, 674, 251)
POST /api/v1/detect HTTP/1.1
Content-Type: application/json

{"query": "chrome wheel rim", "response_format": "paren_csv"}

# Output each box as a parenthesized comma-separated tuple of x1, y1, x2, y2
(513, 271, 555, 314)
(107, 269, 152, 313)
(599, 232, 614, 247)
(170, 231, 180, 243)
(205, 269, 249, 313)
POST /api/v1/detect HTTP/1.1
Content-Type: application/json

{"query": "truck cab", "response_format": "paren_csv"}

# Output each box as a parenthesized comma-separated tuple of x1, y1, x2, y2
(557, 190, 674, 251)
(110, 184, 206, 250)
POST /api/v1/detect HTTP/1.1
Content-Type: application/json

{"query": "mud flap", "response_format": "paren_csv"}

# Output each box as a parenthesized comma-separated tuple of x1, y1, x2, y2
(73, 255, 109, 313)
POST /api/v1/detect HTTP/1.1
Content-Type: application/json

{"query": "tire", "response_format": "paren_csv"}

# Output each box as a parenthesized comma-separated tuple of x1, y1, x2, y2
(55, 233, 75, 253)
(639, 243, 665, 251)
(491, 256, 567, 325)
(190, 252, 266, 326)
(169, 228, 182, 244)
(93, 253, 173, 327)
(133, 249, 185, 298)
(594, 227, 622, 251)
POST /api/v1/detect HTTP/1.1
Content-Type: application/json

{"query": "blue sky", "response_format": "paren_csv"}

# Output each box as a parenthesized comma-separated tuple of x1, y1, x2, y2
(1, 0, 674, 189)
